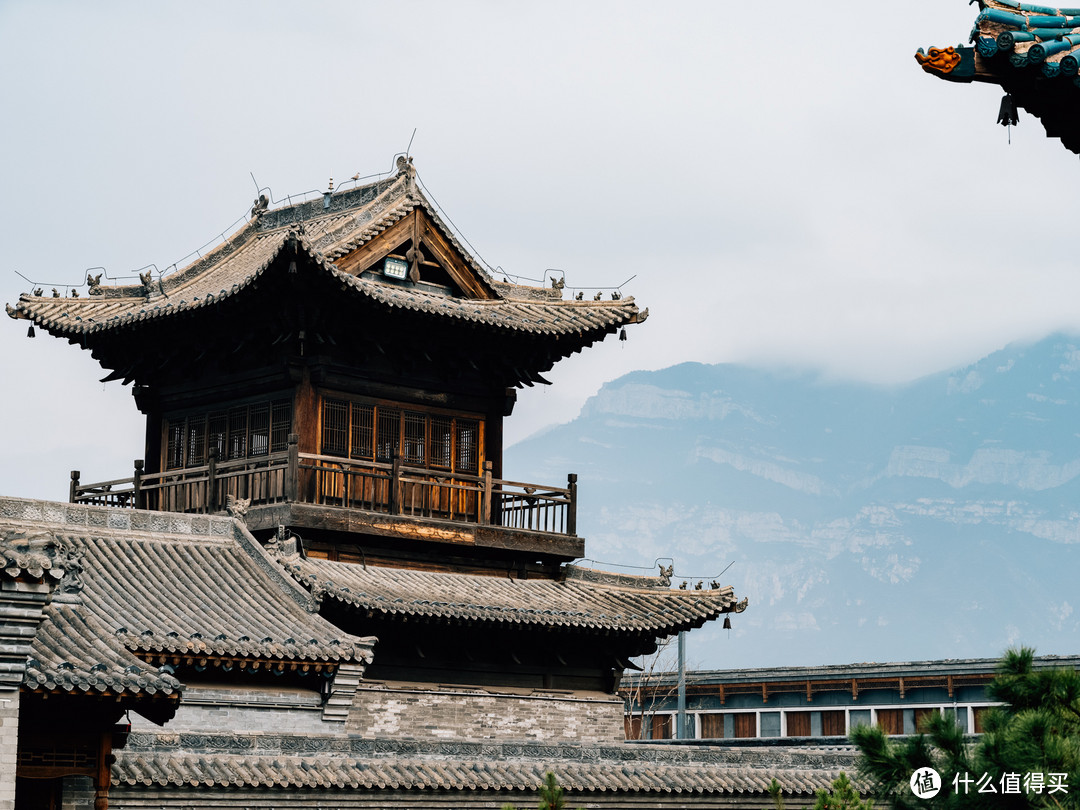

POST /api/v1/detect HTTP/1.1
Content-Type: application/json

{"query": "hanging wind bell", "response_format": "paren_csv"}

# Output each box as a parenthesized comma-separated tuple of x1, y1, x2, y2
(997, 94, 1019, 144)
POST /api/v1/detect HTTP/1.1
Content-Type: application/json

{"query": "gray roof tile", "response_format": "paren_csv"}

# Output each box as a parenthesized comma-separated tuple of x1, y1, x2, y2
(0, 497, 374, 690)
(10, 171, 643, 341)
(25, 604, 180, 697)
(283, 557, 742, 635)
(113, 734, 851, 795)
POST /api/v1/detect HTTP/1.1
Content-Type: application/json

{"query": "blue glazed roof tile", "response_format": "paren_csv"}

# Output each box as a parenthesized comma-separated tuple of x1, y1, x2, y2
(918, 1, 1080, 153)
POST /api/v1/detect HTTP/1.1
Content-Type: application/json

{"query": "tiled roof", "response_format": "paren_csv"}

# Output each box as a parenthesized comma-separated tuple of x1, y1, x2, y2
(281, 557, 743, 636)
(25, 604, 181, 698)
(629, 654, 1080, 688)
(0, 498, 374, 681)
(969, 0, 1080, 71)
(113, 733, 850, 796)
(8, 168, 644, 341)
(917, 1, 1080, 153)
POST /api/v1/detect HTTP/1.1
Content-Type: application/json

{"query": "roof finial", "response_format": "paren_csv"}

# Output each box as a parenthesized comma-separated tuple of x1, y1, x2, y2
(396, 155, 417, 196)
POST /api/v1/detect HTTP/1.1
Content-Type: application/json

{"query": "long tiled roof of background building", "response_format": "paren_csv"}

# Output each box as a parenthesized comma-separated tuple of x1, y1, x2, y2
(627, 655, 1080, 688)
(8, 168, 644, 340)
(917, 1, 1080, 152)
(0, 498, 374, 687)
(281, 556, 744, 635)
(113, 732, 852, 797)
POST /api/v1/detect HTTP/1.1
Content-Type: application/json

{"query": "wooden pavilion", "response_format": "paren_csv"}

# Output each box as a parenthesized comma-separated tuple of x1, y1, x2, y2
(0, 158, 823, 809)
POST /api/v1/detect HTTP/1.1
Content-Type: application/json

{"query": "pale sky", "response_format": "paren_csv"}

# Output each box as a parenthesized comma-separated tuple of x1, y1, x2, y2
(2, 1, 1079, 502)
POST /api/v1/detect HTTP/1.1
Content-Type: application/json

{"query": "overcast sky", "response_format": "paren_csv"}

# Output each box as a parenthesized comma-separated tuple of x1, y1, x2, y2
(2, 1, 1078, 505)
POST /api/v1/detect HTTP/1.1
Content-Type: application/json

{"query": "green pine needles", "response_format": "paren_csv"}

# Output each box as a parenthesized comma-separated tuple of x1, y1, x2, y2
(851, 647, 1080, 809)
(502, 771, 583, 810)
(770, 773, 874, 810)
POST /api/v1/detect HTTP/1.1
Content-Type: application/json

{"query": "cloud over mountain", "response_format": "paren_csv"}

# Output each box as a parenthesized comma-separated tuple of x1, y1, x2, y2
(508, 334, 1080, 667)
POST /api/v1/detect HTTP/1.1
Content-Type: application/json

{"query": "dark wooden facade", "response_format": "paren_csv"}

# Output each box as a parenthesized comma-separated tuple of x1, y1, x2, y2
(18, 168, 647, 572)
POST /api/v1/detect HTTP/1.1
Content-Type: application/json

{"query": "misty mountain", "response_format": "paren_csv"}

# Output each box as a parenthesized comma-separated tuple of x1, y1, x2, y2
(506, 334, 1080, 669)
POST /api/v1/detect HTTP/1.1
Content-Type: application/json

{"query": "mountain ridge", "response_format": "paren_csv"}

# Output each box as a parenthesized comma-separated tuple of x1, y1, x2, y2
(507, 332, 1080, 668)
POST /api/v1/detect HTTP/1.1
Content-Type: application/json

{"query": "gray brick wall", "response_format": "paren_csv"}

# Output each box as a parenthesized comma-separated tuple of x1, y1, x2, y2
(347, 683, 624, 743)
(60, 775, 94, 810)
(0, 689, 18, 810)
(130, 684, 346, 736)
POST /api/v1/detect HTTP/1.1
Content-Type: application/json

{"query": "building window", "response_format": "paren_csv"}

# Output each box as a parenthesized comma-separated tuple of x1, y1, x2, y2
(732, 713, 756, 738)
(165, 399, 292, 470)
(760, 712, 781, 737)
(320, 398, 481, 474)
(849, 709, 872, 730)
(650, 714, 672, 740)
(877, 708, 905, 736)
(914, 707, 940, 733)
(786, 711, 811, 737)
(699, 713, 724, 739)
(821, 710, 846, 736)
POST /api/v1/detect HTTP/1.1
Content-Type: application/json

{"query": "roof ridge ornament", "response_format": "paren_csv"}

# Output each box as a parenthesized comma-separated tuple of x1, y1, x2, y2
(396, 155, 418, 197)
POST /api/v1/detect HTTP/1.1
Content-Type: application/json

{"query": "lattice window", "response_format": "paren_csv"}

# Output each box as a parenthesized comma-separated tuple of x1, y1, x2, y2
(320, 398, 481, 473)
(402, 411, 427, 464)
(166, 421, 185, 470)
(248, 403, 270, 456)
(270, 399, 292, 452)
(375, 408, 401, 463)
(455, 419, 479, 474)
(227, 406, 248, 459)
(165, 399, 293, 470)
(208, 410, 228, 462)
(429, 416, 453, 469)
(321, 400, 349, 457)
(185, 414, 207, 466)
(350, 404, 374, 460)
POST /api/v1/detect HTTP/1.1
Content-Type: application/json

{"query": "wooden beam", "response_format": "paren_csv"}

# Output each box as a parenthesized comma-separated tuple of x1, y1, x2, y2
(417, 210, 496, 299)
(333, 212, 414, 277)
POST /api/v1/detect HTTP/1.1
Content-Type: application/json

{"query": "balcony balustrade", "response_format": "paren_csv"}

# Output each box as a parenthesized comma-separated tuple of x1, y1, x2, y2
(69, 435, 577, 538)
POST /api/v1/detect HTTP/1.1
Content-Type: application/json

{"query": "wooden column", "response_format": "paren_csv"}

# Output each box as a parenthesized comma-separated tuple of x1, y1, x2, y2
(207, 449, 218, 513)
(292, 367, 319, 455)
(389, 452, 401, 515)
(567, 474, 578, 536)
(285, 434, 299, 503)
(480, 461, 493, 525)
(132, 460, 144, 510)
(94, 730, 112, 810)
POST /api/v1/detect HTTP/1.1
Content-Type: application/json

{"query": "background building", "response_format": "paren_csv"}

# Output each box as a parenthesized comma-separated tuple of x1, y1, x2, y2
(624, 656, 1080, 742)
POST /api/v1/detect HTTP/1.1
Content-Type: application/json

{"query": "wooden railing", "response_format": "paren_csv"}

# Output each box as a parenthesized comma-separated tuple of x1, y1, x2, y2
(70, 435, 577, 537)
